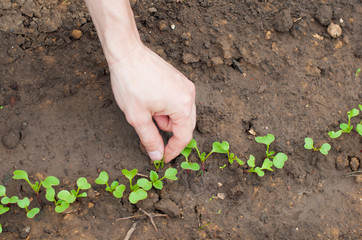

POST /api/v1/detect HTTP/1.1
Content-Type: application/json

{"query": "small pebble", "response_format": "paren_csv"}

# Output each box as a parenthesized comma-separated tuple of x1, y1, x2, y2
(170, 24, 175, 30)
(217, 193, 226, 200)
(327, 23, 342, 38)
(104, 152, 111, 159)
(71, 29, 83, 39)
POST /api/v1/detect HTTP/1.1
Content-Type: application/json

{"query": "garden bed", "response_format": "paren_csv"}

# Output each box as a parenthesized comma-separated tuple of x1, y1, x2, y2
(0, 0, 361, 239)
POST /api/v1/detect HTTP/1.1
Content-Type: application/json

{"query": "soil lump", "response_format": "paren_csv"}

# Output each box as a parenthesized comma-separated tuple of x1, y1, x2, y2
(274, 10, 293, 33)
(2, 129, 21, 149)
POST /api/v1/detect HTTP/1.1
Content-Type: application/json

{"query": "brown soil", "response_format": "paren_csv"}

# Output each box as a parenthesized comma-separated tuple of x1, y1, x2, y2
(0, 0, 361, 239)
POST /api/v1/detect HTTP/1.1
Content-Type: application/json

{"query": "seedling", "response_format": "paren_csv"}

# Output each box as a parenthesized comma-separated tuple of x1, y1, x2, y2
(0, 223, 2, 233)
(180, 144, 200, 172)
(95, 171, 125, 198)
(153, 158, 164, 170)
(0, 204, 10, 216)
(247, 134, 288, 177)
(356, 105, 362, 136)
(137, 168, 178, 191)
(356, 68, 361, 77)
(17, 197, 40, 218)
(255, 134, 275, 158)
(214, 141, 244, 166)
(122, 169, 148, 204)
(45, 187, 77, 213)
(0, 185, 18, 205)
(304, 137, 331, 155)
(12, 170, 59, 203)
(328, 108, 360, 138)
(70, 177, 91, 198)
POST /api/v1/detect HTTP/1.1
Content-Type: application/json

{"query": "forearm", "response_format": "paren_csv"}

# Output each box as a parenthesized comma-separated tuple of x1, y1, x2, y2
(85, 0, 143, 65)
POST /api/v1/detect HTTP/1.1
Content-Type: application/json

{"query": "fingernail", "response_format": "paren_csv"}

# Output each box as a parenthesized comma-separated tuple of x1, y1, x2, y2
(148, 151, 163, 161)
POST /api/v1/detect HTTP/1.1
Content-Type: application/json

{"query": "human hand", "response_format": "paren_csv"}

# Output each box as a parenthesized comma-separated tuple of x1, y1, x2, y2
(109, 43, 196, 163)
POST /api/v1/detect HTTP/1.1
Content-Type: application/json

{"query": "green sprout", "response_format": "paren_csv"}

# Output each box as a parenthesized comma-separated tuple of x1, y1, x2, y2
(247, 134, 288, 177)
(304, 137, 331, 155)
(0, 223, 2, 233)
(17, 197, 40, 218)
(122, 169, 148, 204)
(0, 185, 18, 205)
(153, 158, 164, 170)
(95, 171, 125, 198)
(356, 68, 361, 77)
(328, 108, 360, 138)
(180, 143, 200, 172)
(255, 134, 275, 158)
(213, 141, 244, 166)
(0, 204, 10, 216)
(45, 187, 79, 213)
(137, 168, 178, 191)
(12, 170, 59, 203)
(70, 177, 91, 198)
(356, 105, 362, 136)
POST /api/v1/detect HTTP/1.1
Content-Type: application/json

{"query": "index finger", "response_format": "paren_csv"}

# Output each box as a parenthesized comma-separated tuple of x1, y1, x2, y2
(163, 108, 196, 163)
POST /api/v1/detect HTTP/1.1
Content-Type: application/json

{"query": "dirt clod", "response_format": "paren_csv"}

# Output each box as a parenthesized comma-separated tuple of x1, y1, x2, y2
(350, 157, 360, 171)
(154, 198, 179, 218)
(2, 130, 20, 149)
(210, 57, 223, 66)
(71, 29, 83, 39)
(336, 154, 349, 170)
(354, 175, 362, 184)
(182, 53, 200, 64)
(327, 23, 342, 38)
(274, 10, 293, 33)
(315, 5, 333, 26)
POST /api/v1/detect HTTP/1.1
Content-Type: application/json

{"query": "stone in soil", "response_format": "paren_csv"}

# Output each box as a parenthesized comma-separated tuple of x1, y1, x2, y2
(335, 154, 349, 170)
(182, 53, 200, 64)
(2, 130, 21, 149)
(315, 5, 333, 26)
(327, 23, 342, 38)
(350, 157, 360, 171)
(274, 10, 293, 33)
(354, 175, 362, 184)
(71, 29, 83, 39)
(154, 198, 180, 218)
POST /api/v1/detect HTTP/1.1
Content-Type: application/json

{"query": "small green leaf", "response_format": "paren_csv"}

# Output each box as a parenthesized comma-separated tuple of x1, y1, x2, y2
(57, 190, 76, 204)
(221, 141, 230, 151)
(110, 181, 119, 191)
(212, 142, 228, 153)
(45, 187, 55, 202)
(356, 123, 362, 136)
(180, 147, 192, 159)
(149, 170, 159, 182)
(95, 171, 109, 185)
(273, 153, 288, 169)
(153, 180, 163, 190)
(77, 192, 87, 198)
(328, 130, 342, 138)
(2, 196, 18, 205)
(200, 152, 206, 161)
(129, 189, 148, 204)
(164, 168, 178, 180)
(254, 167, 265, 177)
(235, 157, 244, 165)
(70, 189, 77, 196)
(137, 178, 152, 191)
(77, 177, 91, 190)
(113, 185, 125, 198)
(27, 208, 40, 218)
(247, 155, 255, 168)
(12, 170, 30, 181)
(304, 137, 314, 150)
(356, 68, 361, 77)
(0, 205, 10, 215)
(319, 143, 331, 155)
(347, 108, 359, 118)
(55, 201, 70, 213)
(186, 139, 197, 148)
(340, 123, 352, 133)
(359, 104, 362, 111)
(17, 197, 30, 209)
(261, 158, 274, 171)
(255, 134, 275, 146)
(122, 169, 138, 180)
(0, 223, 2, 233)
(42, 176, 60, 189)
(181, 162, 200, 171)
(0, 185, 6, 197)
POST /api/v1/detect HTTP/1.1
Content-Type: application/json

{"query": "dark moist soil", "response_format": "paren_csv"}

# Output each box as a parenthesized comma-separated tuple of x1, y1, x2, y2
(0, 0, 361, 239)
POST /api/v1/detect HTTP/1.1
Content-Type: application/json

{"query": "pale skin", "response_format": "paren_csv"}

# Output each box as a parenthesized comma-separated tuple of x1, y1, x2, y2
(85, 0, 196, 163)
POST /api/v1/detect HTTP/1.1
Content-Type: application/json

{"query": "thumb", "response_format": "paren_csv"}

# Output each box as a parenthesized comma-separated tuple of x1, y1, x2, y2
(128, 114, 165, 161)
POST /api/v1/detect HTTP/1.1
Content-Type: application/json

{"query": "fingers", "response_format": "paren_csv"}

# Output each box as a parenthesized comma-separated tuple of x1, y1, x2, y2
(127, 113, 165, 161)
(164, 111, 196, 163)
(153, 115, 173, 132)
